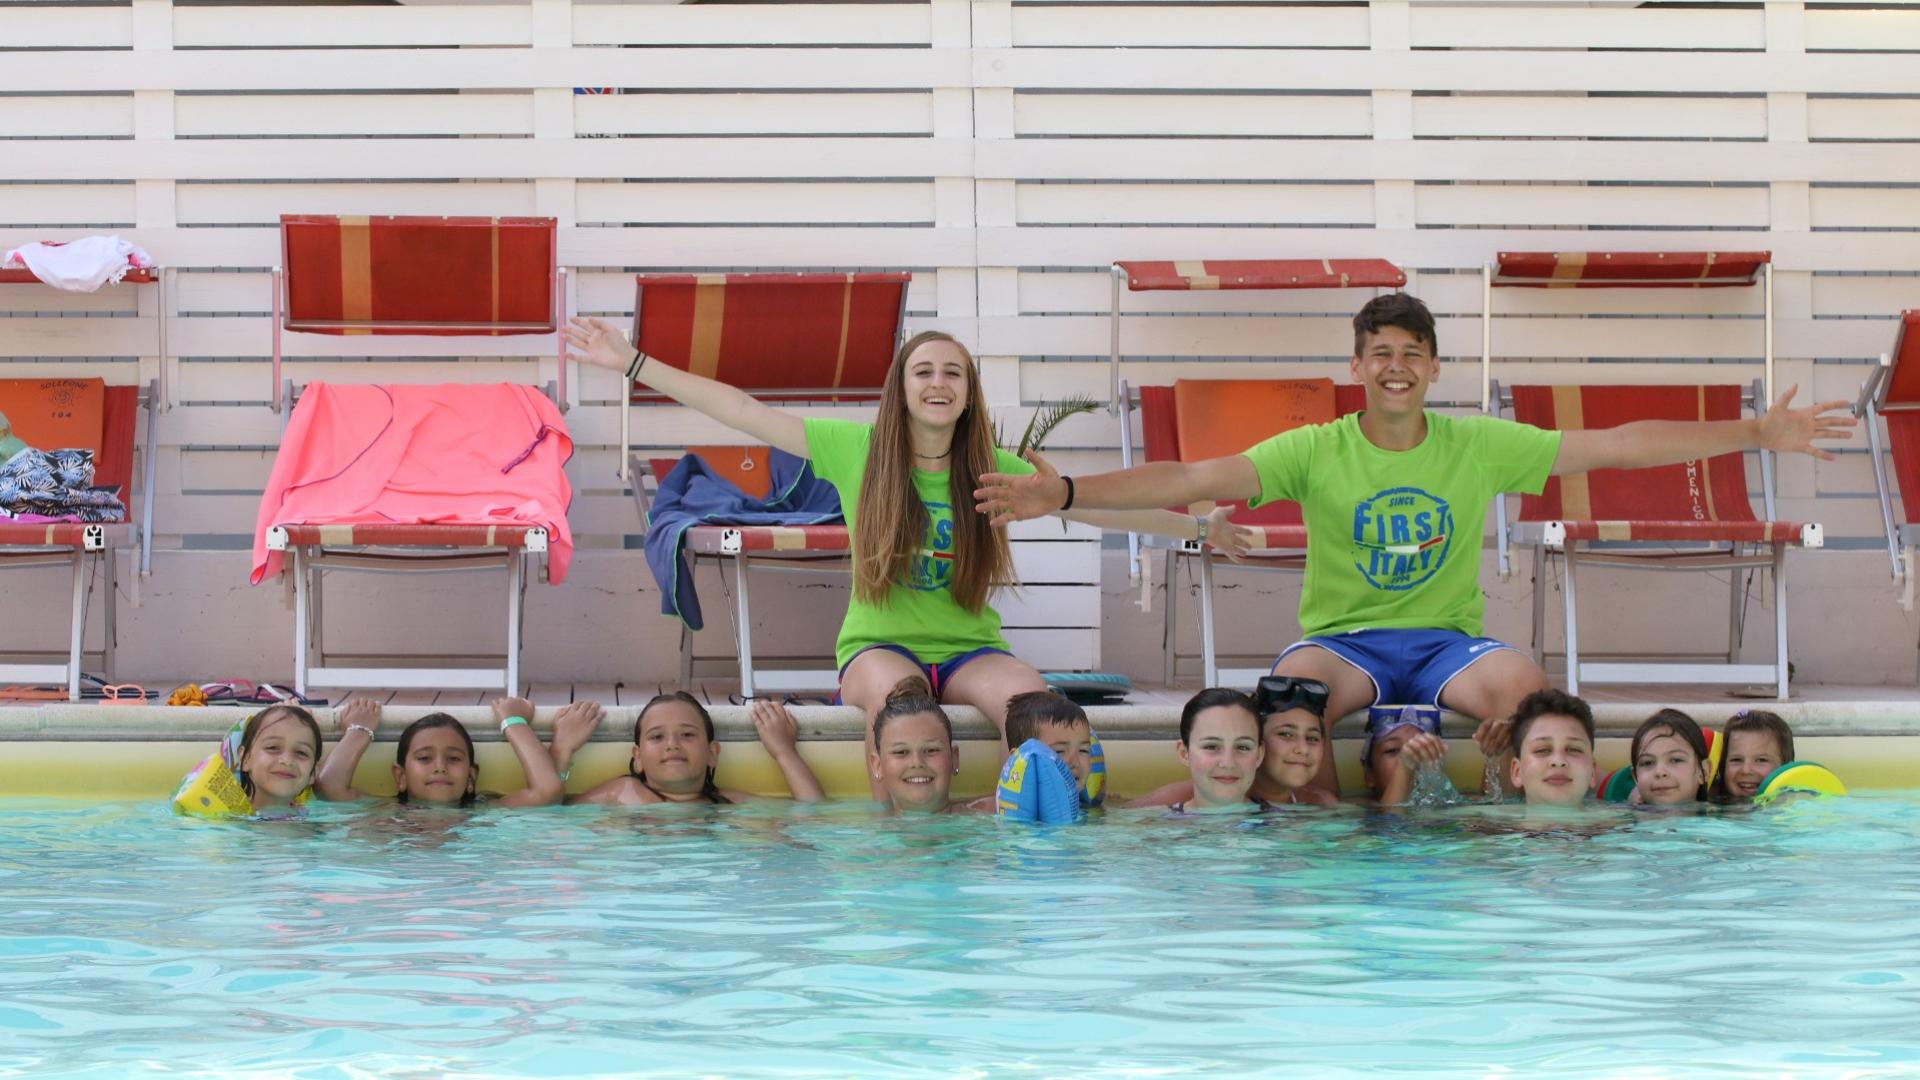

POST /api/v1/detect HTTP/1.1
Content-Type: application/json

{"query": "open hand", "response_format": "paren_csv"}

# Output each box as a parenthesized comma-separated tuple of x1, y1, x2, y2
(974, 450, 1069, 526)
(335, 697, 381, 736)
(1205, 505, 1259, 563)
(550, 700, 605, 757)
(1758, 385, 1856, 461)
(562, 316, 636, 374)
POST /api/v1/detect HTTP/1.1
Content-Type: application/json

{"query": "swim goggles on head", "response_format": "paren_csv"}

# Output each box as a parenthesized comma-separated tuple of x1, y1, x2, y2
(1361, 704, 1443, 766)
(1254, 676, 1330, 720)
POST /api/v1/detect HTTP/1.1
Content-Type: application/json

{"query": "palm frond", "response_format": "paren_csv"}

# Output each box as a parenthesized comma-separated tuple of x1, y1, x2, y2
(1012, 394, 1100, 456)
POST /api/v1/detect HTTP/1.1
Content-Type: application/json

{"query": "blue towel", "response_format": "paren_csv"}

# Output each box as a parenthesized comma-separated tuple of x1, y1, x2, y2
(643, 449, 842, 631)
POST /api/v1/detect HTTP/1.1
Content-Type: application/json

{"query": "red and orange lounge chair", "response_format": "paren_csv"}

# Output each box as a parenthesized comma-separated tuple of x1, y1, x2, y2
(1484, 251, 1817, 699)
(1109, 258, 1405, 687)
(262, 215, 570, 695)
(0, 377, 156, 700)
(623, 272, 910, 697)
(1856, 311, 1920, 675)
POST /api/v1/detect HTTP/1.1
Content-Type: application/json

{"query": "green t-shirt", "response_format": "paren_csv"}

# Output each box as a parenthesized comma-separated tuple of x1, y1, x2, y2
(804, 418, 1035, 668)
(1241, 411, 1561, 640)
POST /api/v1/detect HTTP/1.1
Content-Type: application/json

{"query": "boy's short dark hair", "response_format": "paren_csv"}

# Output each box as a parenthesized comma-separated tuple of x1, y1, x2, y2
(1507, 688, 1595, 752)
(1352, 292, 1436, 358)
(1004, 690, 1088, 749)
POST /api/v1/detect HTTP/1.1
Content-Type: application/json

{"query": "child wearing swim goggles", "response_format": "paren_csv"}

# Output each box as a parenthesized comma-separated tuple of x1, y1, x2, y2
(1366, 704, 1446, 804)
(1134, 677, 1334, 807)
(569, 693, 825, 806)
(315, 697, 601, 808)
(1505, 689, 1597, 808)
(1627, 709, 1712, 806)
(1711, 709, 1795, 803)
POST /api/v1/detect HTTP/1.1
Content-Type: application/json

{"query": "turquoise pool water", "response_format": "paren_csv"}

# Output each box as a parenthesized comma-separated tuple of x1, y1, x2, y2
(2, 797, 1918, 1078)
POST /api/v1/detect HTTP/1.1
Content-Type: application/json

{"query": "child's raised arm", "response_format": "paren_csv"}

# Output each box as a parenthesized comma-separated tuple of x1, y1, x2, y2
(748, 701, 827, 802)
(564, 316, 808, 458)
(315, 698, 381, 801)
(489, 696, 567, 809)
(545, 700, 607, 791)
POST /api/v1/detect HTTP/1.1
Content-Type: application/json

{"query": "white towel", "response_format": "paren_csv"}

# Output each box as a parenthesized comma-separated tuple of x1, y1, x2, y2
(1, 235, 154, 293)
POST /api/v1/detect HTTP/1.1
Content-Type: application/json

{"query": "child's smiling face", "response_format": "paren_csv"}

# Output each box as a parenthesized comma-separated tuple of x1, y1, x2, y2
(1179, 706, 1264, 809)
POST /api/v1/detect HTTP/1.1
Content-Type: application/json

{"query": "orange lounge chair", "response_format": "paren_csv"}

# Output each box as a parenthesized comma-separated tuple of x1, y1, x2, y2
(623, 273, 910, 697)
(1484, 250, 1814, 699)
(1109, 257, 1405, 687)
(265, 215, 568, 695)
(1855, 310, 1920, 677)
(0, 379, 153, 700)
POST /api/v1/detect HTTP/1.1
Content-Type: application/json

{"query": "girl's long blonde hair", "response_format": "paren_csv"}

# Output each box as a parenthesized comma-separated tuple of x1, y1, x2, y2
(852, 330, 1015, 613)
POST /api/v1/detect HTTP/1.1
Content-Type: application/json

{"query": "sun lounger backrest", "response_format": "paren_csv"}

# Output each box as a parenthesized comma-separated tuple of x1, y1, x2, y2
(1117, 259, 1407, 292)
(280, 215, 558, 335)
(631, 273, 910, 401)
(1492, 251, 1770, 289)
(1511, 384, 1757, 525)
(648, 447, 774, 501)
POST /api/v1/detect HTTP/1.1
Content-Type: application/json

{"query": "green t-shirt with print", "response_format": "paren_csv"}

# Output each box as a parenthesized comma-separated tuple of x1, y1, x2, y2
(1241, 411, 1561, 640)
(804, 418, 1035, 669)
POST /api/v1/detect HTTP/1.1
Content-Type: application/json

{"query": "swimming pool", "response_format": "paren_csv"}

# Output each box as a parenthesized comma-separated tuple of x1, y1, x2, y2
(3, 796, 1917, 1077)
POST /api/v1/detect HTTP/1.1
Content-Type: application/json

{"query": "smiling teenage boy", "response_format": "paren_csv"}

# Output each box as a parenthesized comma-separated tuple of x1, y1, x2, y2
(975, 293, 1854, 797)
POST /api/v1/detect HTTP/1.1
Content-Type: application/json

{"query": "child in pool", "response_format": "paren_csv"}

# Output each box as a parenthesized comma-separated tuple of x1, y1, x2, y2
(226, 704, 325, 817)
(1505, 688, 1597, 808)
(869, 677, 976, 814)
(1132, 679, 1336, 807)
(569, 695, 825, 805)
(1001, 690, 1096, 797)
(1366, 709, 1448, 805)
(315, 697, 601, 808)
(1711, 709, 1795, 804)
(1627, 708, 1712, 806)
(1167, 688, 1269, 813)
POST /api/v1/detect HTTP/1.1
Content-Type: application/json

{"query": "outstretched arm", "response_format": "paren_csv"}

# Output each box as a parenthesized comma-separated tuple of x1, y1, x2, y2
(314, 698, 380, 801)
(976, 453, 1260, 526)
(1016, 451, 1263, 561)
(1551, 385, 1854, 477)
(564, 316, 808, 458)
(489, 697, 567, 809)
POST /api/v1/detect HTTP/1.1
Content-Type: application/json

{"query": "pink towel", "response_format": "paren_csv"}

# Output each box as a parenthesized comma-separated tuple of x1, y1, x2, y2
(250, 382, 575, 585)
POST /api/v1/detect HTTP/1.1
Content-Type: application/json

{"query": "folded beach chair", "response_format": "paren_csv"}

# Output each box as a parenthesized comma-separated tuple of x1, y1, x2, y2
(1484, 251, 1817, 699)
(0, 378, 155, 700)
(1855, 310, 1920, 677)
(623, 272, 910, 697)
(260, 215, 570, 696)
(1108, 258, 1405, 687)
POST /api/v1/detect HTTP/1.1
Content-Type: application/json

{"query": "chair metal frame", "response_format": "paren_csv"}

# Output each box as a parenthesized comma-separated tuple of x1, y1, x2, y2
(1482, 251, 1815, 699)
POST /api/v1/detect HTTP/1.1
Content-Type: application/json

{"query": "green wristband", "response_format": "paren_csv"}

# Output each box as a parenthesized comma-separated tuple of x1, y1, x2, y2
(499, 715, 530, 734)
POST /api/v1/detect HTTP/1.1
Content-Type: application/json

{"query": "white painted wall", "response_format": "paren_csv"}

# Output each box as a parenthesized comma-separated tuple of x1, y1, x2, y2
(3, 0, 1918, 687)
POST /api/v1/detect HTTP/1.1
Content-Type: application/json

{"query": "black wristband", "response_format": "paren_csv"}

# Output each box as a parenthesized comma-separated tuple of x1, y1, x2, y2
(625, 346, 646, 381)
(1060, 475, 1076, 511)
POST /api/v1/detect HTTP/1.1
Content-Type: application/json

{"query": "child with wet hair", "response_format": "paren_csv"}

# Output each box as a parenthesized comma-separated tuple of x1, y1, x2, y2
(316, 697, 601, 808)
(1505, 688, 1597, 808)
(1627, 708, 1712, 806)
(568, 693, 825, 805)
(1167, 688, 1268, 813)
(1002, 690, 1096, 798)
(870, 676, 974, 814)
(1711, 709, 1795, 804)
